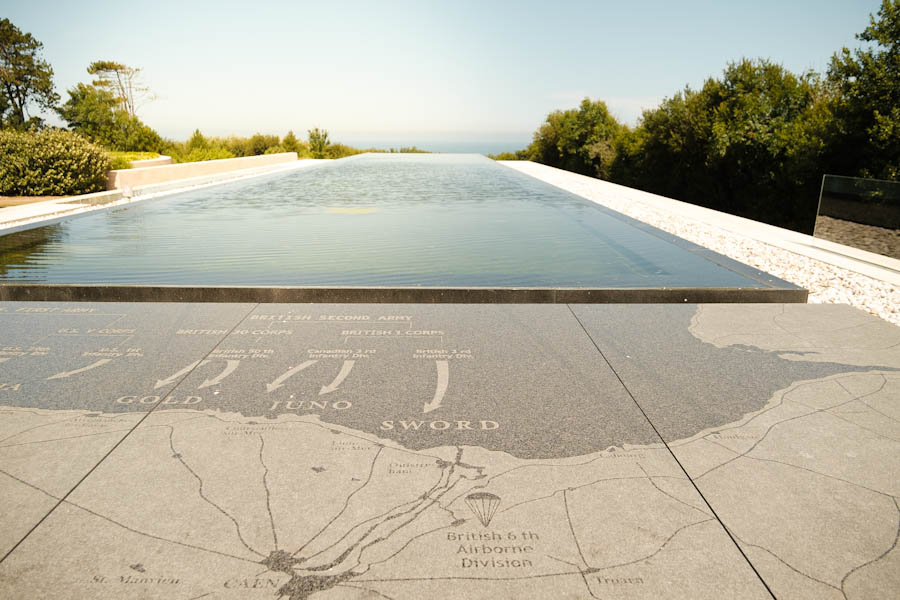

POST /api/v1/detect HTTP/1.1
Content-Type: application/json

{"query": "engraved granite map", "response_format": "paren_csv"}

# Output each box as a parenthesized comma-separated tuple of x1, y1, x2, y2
(0, 303, 897, 599)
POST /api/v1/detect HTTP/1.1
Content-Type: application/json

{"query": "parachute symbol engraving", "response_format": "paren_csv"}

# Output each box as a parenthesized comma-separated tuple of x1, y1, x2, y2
(465, 492, 501, 527)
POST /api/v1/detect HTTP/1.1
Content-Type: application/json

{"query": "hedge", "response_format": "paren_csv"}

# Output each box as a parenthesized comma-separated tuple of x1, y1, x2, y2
(0, 129, 110, 196)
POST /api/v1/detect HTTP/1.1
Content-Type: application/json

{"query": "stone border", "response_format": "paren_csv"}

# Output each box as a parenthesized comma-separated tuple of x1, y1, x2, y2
(0, 284, 807, 304)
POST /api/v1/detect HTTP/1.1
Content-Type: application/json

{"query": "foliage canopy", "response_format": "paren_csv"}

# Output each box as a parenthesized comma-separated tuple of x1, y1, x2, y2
(0, 18, 59, 129)
(827, 0, 900, 180)
(510, 1, 899, 233)
(612, 59, 831, 232)
(87, 60, 154, 118)
(308, 128, 330, 158)
(524, 98, 623, 179)
(57, 81, 163, 152)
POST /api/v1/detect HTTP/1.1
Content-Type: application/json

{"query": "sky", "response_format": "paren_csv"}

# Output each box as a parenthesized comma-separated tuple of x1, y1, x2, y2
(1, 0, 885, 152)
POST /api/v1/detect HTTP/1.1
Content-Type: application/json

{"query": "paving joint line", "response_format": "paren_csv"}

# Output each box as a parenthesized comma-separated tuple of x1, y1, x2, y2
(564, 303, 778, 600)
(0, 301, 261, 565)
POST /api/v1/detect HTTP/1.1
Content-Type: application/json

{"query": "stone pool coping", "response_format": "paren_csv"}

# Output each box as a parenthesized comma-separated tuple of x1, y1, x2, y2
(0, 284, 807, 304)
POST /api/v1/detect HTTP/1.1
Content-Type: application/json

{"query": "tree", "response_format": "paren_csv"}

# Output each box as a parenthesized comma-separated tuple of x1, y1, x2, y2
(246, 133, 280, 156)
(57, 81, 162, 151)
(525, 98, 624, 179)
(185, 128, 209, 151)
(0, 18, 59, 128)
(87, 60, 153, 117)
(827, 0, 900, 180)
(57, 83, 118, 139)
(308, 127, 330, 158)
(610, 59, 831, 233)
(0, 92, 9, 125)
(282, 130, 301, 153)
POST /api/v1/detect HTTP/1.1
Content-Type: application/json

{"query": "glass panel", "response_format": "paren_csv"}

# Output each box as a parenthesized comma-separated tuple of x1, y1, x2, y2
(818, 174, 900, 230)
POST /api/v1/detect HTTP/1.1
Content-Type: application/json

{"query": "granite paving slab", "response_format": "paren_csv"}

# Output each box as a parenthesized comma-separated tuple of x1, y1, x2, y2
(0, 304, 770, 599)
(0, 302, 255, 558)
(570, 303, 900, 599)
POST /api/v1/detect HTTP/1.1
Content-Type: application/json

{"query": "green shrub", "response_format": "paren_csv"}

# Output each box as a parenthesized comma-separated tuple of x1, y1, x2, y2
(0, 129, 110, 196)
(282, 130, 301, 152)
(163, 131, 235, 163)
(326, 144, 365, 158)
(162, 128, 414, 163)
(180, 147, 235, 163)
(106, 150, 160, 169)
(108, 155, 132, 170)
(248, 133, 279, 156)
(488, 152, 522, 160)
(107, 151, 160, 163)
(121, 119, 164, 152)
(220, 133, 280, 157)
(308, 128, 330, 158)
(280, 131, 312, 157)
(185, 128, 209, 152)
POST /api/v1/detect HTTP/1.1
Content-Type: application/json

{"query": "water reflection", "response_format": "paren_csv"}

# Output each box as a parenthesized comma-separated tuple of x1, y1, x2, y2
(0, 224, 67, 279)
(0, 155, 761, 288)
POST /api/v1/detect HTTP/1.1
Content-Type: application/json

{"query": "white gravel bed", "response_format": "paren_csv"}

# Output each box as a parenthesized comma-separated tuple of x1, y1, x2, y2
(503, 162, 900, 326)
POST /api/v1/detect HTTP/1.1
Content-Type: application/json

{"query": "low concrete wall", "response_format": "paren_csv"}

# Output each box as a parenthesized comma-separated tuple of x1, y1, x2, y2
(130, 155, 172, 168)
(107, 152, 298, 190)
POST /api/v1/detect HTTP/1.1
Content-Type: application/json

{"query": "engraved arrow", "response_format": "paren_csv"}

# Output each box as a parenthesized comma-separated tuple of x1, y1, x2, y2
(47, 358, 113, 380)
(423, 360, 449, 413)
(266, 360, 318, 393)
(155, 359, 209, 389)
(319, 360, 355, 395)
(198, 359, 241, 389)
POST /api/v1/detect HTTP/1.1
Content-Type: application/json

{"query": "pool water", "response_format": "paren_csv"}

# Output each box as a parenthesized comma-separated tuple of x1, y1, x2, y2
(1, 154, 782, 289)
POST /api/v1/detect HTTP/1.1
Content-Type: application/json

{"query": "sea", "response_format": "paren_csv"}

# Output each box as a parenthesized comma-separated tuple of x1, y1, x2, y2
(338, 139, 529, 156)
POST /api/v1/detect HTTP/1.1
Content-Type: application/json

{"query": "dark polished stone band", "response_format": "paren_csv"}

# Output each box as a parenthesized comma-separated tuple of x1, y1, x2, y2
(0, 284, 808, 303)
